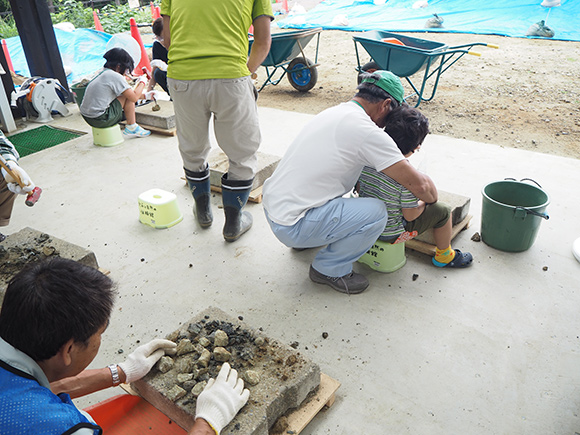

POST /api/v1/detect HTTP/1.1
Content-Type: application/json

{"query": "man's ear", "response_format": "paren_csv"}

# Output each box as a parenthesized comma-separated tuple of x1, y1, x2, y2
(57, 338, 75, 367)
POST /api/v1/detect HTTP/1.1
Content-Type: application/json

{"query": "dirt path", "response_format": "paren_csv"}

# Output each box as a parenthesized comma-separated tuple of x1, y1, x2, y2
(255, 29, 580, 159)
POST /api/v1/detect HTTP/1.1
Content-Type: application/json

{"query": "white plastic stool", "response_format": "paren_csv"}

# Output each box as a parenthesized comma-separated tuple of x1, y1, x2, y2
(92, 125, 124, 147)
(138, 189, 183, 229)
(358, 240, 406, 273)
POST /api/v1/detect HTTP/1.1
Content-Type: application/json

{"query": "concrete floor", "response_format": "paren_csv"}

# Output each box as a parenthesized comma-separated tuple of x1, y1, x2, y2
(7, 104, 580, 434)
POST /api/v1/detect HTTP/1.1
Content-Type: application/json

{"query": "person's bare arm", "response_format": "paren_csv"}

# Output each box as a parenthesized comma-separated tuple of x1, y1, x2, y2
(382, 159, 438, 204)
(162, 15, 171, 49)
(50, 366, 127, 399)
(402, 201, 426, 222)
(188, 418, 216, 435)
(247, 15, 272, 74)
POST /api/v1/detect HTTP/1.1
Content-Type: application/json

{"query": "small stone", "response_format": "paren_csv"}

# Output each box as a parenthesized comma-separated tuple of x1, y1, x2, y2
(177, 373, 194, 384)
(117, 349, 124, 354)
(238, 315, 244, 321)
(542, 266, 548, 271)
(157, 356, 174, 373)
(285, 355, 298, 366)
(214, 347, 232, 362)
(42, 246, 56, 256)
(197, 348, 211, 367)
(198, 337, 211, 348)
(214, 330, 229, 347)
(290, 341, 299, 349)
(166, 330, 179, 342)
(471, 232, 481, 242)
(175, 357, 195, 373)
(244, 370, 260, 386)
(322, 332, 328, 339)
(412, 274, 419, 281)
(176, 338, 195, 356)
(165, 385, 186, 402)
(191, 381, 207, 397)
(254, 336, 265, 346)
(188, 323, 202, 336)
(182, 380, 197, 391)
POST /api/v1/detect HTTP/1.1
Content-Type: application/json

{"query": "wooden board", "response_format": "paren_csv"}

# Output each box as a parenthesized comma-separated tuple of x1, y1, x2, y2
(120, 372, 340, 434)
(210, 184, 263, 204)
(405, 214, 473, 256)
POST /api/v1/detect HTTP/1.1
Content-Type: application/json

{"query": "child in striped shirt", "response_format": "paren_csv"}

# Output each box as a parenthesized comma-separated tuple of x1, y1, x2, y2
(357, 105, 472, 268)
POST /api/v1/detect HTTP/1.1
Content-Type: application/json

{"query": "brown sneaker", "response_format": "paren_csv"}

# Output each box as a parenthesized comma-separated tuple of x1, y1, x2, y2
(309, 265, 369, 295)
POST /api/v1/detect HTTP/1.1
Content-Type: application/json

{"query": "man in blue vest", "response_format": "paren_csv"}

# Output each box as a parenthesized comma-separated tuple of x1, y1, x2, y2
(0, 258, 249, 435)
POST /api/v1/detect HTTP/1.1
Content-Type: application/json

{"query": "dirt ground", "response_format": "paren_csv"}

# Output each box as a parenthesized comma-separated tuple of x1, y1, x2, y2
(255, 28, 580, 160)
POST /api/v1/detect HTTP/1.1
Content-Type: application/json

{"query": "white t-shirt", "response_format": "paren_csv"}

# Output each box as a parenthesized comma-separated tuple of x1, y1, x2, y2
(263, 101, 404, 226)
(80, 68, 130, 118)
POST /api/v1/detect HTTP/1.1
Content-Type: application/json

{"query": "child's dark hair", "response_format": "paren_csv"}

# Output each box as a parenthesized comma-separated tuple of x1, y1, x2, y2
(384, 105, 430, 155)
(152, 17, 163, 37)
(103, 47, 134, 74)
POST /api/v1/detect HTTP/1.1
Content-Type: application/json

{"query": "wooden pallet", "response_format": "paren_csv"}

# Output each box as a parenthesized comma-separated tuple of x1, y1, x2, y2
(120, 121, 176, 136)
(120, 372, 340, 434)
(180, 177, 264, 203)
(405, 214, 472, 256)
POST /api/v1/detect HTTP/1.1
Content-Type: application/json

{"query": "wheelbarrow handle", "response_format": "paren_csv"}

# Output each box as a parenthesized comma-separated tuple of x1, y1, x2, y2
(486, 44, 499, 49)
(468, 51, 482, 57)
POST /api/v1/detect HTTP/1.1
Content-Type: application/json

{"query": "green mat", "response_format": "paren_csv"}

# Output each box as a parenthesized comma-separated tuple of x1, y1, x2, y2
(7, 125, 84, 157)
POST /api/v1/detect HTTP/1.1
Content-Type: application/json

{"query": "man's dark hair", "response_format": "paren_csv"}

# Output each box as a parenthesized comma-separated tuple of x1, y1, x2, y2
(384, 105, 430, 155)
(152, 17, 163, 37)
(0, 258, 116, 362)
(103, 47, 134, 74)
(355, 72, 400, 109)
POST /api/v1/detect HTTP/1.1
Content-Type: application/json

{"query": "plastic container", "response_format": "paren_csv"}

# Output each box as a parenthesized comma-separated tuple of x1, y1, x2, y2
(92, 125, 124, 147)
(138, 188, 183, 229)
(481, 179, 549, 252)
(71, 83, 86, 109)
(358, 240, 406, 273)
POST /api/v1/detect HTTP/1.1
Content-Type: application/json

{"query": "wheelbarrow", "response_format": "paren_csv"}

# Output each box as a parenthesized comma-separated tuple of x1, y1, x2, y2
(249, 28, 322, 92)
(353, 30, 498, 107)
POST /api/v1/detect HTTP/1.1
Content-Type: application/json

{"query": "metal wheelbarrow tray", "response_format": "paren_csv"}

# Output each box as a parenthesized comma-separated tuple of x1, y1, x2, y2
(353, 30, 498, 107)
(249, 28, 322, 92)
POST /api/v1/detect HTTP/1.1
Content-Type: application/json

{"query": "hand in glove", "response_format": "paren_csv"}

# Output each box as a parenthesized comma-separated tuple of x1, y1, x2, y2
(195, 363, 250, 435)
(1, 160, 35, 195)
(150, 59, 168, 72)
(118, 339, 176, 383)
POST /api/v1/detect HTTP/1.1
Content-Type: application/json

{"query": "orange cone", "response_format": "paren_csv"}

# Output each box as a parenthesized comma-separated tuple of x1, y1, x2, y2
(282, 0, 289, 13)
(93, 10, 104, 32)
(1, 40, 14, 73)
(129, 17, 152, 76)
(154, 6, 161, 19)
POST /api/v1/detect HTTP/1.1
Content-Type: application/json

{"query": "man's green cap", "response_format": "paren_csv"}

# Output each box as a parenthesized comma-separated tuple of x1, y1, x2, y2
(361, 70, 404, 103)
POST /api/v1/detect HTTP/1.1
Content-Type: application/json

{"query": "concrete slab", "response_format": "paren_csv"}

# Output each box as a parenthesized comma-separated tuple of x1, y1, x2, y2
(134, 100, 175, 130)
(208, 149, 280, 190)
(6, 104, 580, 434)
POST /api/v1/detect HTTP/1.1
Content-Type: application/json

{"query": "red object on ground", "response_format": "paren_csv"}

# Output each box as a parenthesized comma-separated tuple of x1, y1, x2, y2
(1, 40, 14, 73)
(84, 394, 187, 434)
(93, 10, 104, 32)
(130, 17, 152, 76)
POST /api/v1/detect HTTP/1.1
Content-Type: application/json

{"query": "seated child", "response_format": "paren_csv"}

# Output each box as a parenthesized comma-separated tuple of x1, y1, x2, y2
(148, 17, 169, 95)
(80, 47, 151, 138)
(357, 105, 473, 268)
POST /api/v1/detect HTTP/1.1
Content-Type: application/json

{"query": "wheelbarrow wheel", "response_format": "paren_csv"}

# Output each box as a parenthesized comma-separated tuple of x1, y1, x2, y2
(287, 57, 318, 92)
(357, 61, 380, 84)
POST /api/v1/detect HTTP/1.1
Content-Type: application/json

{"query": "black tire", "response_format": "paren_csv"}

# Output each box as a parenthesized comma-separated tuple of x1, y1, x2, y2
(287, 57, 318, 92)
(357, 61, 380, 84)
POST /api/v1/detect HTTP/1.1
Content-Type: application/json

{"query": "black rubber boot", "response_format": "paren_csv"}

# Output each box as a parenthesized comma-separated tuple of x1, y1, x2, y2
(185, 165, 213, 228)
(221, 174, 253, 242)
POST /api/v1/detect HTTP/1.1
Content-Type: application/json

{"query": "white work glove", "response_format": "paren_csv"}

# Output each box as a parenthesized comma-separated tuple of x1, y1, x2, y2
(118, 339, 177, 383)
(1, 160, 35, 195)
(136, 75, 148, 86)
(150, 59, 167, 72)
(195, 363, 250, 435)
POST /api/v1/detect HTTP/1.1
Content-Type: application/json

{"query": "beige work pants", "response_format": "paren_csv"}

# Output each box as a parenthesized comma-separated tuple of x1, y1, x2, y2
(0, 178, 16, 226)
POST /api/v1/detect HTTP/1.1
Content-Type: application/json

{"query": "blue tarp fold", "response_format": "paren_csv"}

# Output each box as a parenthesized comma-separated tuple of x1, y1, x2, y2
(279, 0, 580, 42)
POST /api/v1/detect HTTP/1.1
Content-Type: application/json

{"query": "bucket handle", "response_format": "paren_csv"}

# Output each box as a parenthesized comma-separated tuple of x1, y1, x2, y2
(515, 206, 549, 220)
(504, 177, 543, 188)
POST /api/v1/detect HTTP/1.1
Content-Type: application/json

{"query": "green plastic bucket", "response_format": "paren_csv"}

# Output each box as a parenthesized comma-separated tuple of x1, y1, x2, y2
(481, 179, 549, 252)
(71, 83, 87, 109)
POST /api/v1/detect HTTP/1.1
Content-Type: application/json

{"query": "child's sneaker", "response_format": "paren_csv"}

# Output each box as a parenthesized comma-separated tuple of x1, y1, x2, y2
(123, 125, 151, 138)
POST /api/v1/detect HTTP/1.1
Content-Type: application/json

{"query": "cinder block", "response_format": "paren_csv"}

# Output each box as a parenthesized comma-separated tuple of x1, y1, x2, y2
(414, 190, 471, 245)
(0, 227, 99, 300)
(134, 100, 175, 130)
(208, 149, 280, 191)
(131, 307, 321, 435)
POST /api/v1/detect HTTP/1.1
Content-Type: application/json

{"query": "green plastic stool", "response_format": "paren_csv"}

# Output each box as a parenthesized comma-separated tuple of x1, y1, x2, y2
(358, 240, 406, 273)
(138, 188, 183, 229)
(92, 125, 124, 147)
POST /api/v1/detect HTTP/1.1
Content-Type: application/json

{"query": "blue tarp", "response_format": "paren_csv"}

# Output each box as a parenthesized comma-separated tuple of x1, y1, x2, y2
(6, 28, 112, 85)
(278, 0, 580, 42)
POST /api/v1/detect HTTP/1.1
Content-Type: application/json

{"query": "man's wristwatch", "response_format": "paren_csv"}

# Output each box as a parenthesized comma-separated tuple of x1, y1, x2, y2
(108, 364, 121, 386)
